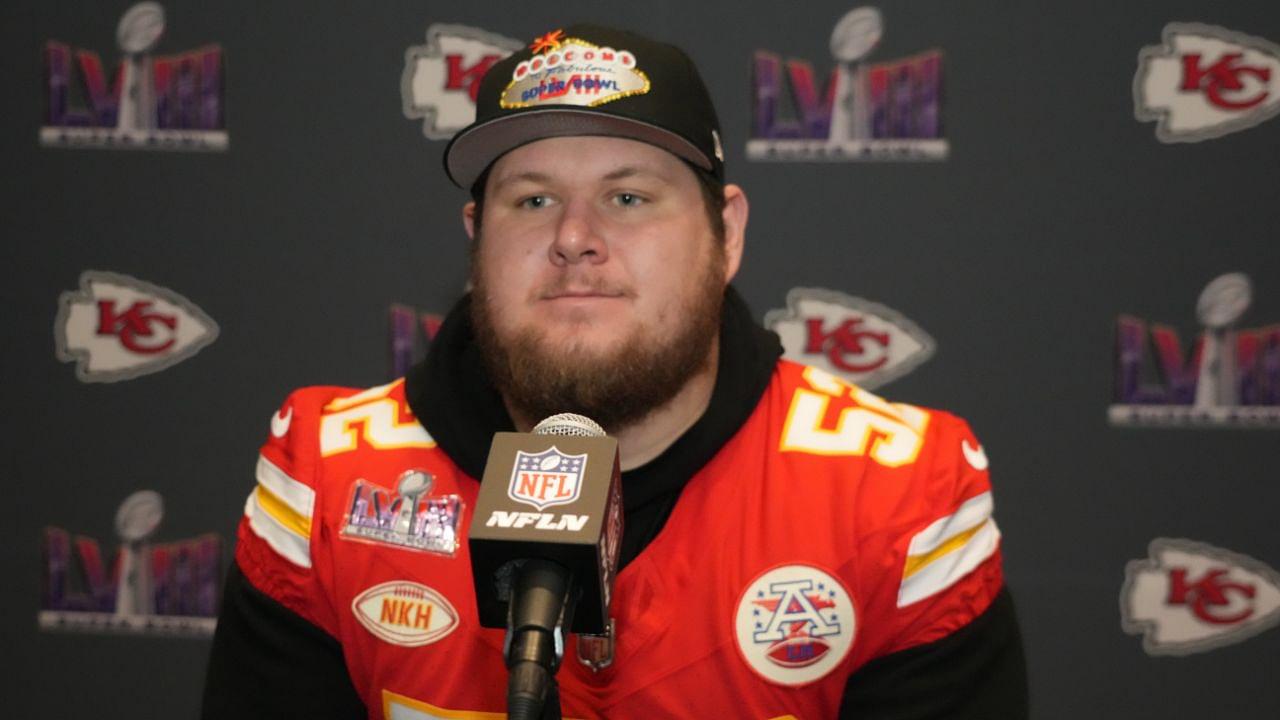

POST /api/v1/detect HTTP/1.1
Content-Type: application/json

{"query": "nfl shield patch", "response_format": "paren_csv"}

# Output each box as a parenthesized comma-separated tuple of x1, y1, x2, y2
(508, 447, 587, 510)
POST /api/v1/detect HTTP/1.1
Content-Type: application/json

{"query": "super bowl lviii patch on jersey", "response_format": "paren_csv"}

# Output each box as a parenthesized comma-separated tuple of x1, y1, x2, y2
(735, 564, 856, 686)
(341, 470, 463, 557)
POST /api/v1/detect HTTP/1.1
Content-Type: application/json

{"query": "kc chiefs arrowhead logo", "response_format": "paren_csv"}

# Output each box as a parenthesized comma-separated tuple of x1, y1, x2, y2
(55, 271, 219, 382)
(1134, 23, 1280, 142)
(1121, 538, 1280, 656)
(401, 24, 523, 139)
(764, 287, 934, 390)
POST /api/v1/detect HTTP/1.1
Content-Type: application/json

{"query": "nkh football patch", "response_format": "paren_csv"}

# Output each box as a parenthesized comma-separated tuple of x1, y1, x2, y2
(735, 564, 856, 686)
(351, 581, 459, 647)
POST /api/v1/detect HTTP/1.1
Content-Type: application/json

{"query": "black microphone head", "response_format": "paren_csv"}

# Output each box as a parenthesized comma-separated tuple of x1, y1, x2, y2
(532, 413, 606, 438)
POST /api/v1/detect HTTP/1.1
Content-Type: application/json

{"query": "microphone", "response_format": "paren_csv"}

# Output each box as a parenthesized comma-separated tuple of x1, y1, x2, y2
(469, 413, 624, 720)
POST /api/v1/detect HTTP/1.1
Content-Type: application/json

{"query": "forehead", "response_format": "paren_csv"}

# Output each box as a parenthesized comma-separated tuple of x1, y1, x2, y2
(485, 135, 696, 189)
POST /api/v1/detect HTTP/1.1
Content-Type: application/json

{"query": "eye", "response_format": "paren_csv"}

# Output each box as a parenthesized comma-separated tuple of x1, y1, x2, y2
(519, 195, 551, 210)
(613, 192, 645, 207)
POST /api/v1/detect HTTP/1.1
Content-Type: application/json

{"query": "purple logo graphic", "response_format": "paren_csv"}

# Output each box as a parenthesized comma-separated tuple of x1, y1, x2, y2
(748, 6, 946, 161)
(1110, 273, 1279, 426)
(40, 490, 222, 636)
(41, 2, 227, 151)
(341, 470, 463, 557)
(389, 304, 443, 379)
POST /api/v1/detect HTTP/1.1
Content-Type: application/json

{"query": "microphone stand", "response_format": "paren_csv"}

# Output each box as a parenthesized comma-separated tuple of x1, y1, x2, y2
(505, 558, 577, 720)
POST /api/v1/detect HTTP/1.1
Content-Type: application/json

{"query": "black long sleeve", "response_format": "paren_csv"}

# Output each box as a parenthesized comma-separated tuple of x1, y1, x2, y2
(201, 562, 365, 719)
(839, 587, 1029, 719)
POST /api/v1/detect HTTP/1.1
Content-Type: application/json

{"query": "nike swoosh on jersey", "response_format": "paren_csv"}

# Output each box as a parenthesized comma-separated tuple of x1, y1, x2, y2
(961, 439, 988, 471)
(271, 406, 293, 438)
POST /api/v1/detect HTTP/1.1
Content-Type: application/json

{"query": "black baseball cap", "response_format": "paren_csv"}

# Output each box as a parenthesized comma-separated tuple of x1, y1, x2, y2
(444, 24, 725, 189)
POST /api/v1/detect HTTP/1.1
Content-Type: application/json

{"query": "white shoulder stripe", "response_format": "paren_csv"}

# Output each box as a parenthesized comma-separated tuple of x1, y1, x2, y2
(898, 520, 1000, 607)
(255, 455, 315, 519)
(907, 491, 993, 557)
(245, 492, 313, 569)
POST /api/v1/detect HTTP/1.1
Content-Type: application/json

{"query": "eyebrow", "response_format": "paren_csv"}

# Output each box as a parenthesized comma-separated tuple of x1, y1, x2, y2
(602, 166, 656, 181)
(489, 171, 554, 194)
(489, 165, 669, 194)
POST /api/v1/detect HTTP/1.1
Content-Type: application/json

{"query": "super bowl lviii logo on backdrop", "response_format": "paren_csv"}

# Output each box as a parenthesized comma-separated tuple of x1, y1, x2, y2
(40, 491, 222, 636)
(1121, 538, 1280, 656)
(765, 287, 935, 390)
(402, 24, 522, 139)
(1109, 273, 1279, 427)
(389, 304, 443, 379)
(748, 6, 946, 161)
(1135, 23, 1280, 143)
(41, 2, 227, 151)
(55, 271, 219, 382)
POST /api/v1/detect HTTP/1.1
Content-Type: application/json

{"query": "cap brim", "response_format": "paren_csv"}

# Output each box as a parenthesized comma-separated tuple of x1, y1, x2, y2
(444, 108, 713, 188)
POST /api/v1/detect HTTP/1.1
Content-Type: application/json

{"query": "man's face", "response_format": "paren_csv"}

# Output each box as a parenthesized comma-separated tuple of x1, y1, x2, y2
(467, 135, 740, 431)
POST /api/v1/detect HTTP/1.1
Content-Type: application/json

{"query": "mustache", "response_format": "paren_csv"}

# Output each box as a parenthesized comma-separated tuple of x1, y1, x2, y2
(536, 277, 633, 299)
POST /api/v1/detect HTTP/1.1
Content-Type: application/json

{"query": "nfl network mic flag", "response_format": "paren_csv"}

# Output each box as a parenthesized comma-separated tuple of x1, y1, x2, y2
(469, 432, 623, 634)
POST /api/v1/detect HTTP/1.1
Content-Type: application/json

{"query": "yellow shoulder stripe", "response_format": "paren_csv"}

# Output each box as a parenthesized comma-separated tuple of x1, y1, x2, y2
(254, 483, 312, 539)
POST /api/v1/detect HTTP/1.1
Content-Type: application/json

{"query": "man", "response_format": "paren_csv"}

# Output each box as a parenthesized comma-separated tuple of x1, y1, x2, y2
(203, 24, 1027, 719)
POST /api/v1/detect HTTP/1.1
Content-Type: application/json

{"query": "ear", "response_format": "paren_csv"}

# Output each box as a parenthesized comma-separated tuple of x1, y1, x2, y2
(720, 184, 749, 282)
(462, 201, 477, 242)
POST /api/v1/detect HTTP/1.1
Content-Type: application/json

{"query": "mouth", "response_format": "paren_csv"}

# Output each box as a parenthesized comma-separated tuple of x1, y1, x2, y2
(543, 291, 625, 300)
(537, 288, 630, 320)
(539, 284, 630, 302)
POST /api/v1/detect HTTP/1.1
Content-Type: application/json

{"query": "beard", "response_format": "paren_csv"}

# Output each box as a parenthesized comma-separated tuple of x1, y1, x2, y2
(470, 249, 726, 434)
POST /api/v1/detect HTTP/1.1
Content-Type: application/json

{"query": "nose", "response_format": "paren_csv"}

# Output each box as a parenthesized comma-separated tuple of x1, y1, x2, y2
(549, 200, 608, 266)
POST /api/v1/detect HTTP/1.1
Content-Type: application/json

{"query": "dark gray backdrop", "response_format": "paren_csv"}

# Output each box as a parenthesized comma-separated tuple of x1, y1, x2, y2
(3, 0, 1278, 717)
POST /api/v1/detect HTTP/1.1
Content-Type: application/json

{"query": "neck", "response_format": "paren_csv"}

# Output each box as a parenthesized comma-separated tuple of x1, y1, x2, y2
(506, 338, 720, 471)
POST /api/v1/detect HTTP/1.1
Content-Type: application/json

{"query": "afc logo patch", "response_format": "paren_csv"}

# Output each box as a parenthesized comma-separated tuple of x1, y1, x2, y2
(735, 564, 856, 686)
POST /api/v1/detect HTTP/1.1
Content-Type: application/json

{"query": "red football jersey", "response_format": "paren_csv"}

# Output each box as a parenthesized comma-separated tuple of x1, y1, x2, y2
(235, 360, 1003, 719)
